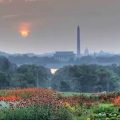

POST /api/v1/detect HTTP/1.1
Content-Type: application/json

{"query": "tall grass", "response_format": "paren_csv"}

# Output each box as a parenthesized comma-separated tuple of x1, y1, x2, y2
(0, 105, 73, 120)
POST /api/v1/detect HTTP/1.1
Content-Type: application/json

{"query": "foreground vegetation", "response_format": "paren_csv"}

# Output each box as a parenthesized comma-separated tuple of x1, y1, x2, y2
(0, 56, 120, 119)
(0, 88, 120, 120)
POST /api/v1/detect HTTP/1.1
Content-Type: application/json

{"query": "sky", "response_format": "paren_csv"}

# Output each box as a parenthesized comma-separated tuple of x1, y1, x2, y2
(0, 0, 120, 54)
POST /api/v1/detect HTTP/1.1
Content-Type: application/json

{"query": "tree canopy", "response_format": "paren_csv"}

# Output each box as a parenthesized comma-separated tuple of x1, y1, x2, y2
(52, 65, 120, 92)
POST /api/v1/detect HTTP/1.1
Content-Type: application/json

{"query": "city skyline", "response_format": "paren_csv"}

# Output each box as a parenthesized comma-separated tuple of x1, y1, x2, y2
(0, 0, 120, 54)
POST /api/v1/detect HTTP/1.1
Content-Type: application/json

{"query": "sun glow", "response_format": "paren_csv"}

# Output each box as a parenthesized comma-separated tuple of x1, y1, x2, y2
(19, 23, 31, 38)
(20, 30, 29, 37)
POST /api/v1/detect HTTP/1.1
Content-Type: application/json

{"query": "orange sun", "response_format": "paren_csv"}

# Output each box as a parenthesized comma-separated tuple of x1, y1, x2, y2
(20, 30, 29, 38)
(19, 23, 31, 38)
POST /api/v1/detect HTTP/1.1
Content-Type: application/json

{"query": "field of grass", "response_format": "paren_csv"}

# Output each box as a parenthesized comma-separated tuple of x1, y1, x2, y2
(59, 92, 92, 97)
(0, 88, 120, 120)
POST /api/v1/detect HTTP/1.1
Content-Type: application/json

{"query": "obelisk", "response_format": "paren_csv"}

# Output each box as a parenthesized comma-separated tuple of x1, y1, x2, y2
(77, 26, 80, 57)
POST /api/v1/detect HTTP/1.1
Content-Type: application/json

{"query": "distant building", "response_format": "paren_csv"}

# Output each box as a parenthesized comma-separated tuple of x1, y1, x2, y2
(53, 51, 75, 62)
(53, 26, 81, 62)
(84, 48, 89, 56)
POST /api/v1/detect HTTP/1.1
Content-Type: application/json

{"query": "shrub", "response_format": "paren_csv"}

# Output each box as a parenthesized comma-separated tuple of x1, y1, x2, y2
(54, 107, 73, 120)
(93, 103, 114, 113)
(0, 105, 73, 120)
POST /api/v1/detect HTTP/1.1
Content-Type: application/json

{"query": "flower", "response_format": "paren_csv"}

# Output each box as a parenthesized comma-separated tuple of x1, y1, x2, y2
(87, 118, 90, 120)
(63, 102, 76, 112)
(112, 96, 120, 106)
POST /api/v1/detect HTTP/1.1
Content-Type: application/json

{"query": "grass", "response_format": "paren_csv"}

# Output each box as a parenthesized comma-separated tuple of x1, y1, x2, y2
(59, 92, 92, 97)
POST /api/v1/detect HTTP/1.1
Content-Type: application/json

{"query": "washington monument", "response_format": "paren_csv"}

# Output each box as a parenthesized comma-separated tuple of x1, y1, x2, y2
(77, 25, 80, 57)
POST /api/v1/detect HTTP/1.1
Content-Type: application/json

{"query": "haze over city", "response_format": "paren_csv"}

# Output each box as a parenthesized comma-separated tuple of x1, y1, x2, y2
(0, 0, 120, 54)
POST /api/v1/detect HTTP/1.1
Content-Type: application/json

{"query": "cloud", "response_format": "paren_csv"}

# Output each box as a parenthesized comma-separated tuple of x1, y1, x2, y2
(1, 14, 19, 19)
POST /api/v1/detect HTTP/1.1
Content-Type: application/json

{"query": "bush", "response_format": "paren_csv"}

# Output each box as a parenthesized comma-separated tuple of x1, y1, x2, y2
(55, 107, 73, 120)
(93, 103, 114, 113)
(92, 103, 120, 119)
(0, 105, 73, 120)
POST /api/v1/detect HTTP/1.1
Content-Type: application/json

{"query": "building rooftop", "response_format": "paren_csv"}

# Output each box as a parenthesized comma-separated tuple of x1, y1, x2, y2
(54, 51, 75, 56)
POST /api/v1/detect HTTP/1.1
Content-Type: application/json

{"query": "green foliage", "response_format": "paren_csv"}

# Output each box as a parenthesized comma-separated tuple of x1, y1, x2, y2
(91, 103, 120, 119)
(52, 65, 120, 92)
(0, 72, 9, 89)
(93, 103, 114, 113)
(0, 56, 120, 92)
(0, 105, 72, 120)
(55, 107, 73, 120)
(0, 57, 52, 88)
(72, 103, 120, 120)
(10, 64, 51, 88)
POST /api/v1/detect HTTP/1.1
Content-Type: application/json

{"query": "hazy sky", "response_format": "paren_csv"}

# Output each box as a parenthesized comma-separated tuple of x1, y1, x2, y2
(0, 0, 120, 54)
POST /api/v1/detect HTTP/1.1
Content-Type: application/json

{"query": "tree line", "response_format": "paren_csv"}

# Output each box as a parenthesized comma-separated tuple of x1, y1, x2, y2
(0, 56, 120, 92)
(52, 64, 120, 92)
(0, 56, 51, 89)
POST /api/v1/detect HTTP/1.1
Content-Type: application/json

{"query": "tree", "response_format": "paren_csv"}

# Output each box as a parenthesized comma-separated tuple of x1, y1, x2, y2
(0, 72, 8, 89)
(52, 65, 120, 92)
(11, 64, 51, 88)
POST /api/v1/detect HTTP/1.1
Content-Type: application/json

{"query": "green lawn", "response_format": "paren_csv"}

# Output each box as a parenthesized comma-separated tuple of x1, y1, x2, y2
(59, 92, 92, 97)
